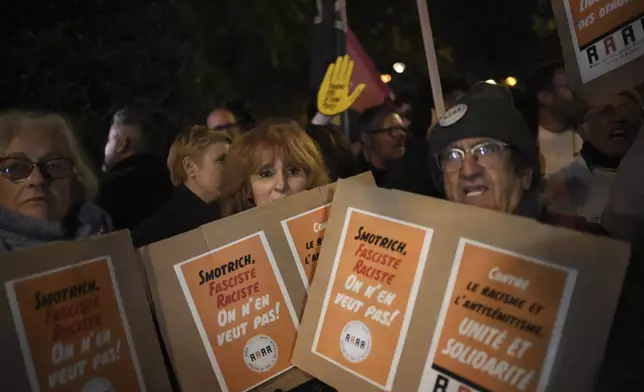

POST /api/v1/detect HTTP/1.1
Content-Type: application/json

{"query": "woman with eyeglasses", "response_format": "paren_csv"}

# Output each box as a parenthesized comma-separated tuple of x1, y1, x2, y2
(0, 111, 111, 252)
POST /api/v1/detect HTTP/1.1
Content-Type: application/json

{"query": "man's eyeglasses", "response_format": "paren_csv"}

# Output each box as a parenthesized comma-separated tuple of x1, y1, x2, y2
(365, 126, 408, 138)
(436, 141, 510, 172)
(0, 157, 75, 182)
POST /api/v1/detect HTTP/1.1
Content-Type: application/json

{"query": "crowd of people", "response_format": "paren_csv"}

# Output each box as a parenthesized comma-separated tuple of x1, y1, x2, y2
(0, 58, 643, 390)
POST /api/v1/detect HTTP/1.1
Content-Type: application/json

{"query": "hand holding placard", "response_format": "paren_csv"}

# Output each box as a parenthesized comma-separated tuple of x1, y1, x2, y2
(317, 55, 366, 116)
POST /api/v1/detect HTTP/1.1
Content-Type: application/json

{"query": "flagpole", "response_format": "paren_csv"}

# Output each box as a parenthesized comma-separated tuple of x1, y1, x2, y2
(416, 0, 446, 118)
(337, 0, 350, 137)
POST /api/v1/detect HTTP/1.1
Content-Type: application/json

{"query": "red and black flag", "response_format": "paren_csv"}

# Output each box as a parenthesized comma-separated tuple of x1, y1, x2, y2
(309, 0, 391, 115)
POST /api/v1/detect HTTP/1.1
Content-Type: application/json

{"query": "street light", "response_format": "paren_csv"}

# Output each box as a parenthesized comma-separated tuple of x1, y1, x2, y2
(393, 62, 406, 74)
(381, 74, 392, 83)
(504, 76, 518, 87)
(485, 79, 497, 85)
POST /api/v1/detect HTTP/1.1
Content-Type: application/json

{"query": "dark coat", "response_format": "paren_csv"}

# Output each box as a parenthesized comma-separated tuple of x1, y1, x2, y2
(132, 185, 222, 392)
(383, 140, 442, 197)
(132, 185, 222, 248)
(305, 124, 361, 181)
(356, 140, 442, 196)
(595, 215, 644, 390)
(356, 153, 388, 187)
(96, 154, 173, 231)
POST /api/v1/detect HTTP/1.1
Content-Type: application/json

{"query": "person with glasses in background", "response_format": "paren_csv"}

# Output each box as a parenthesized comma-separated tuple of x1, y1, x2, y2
(543, 91, 643, 226)
(356, 104, 408, 186)
(0, 111, 111, 252)
(427, 82, 597, 232)
(206, 106, 241, 137)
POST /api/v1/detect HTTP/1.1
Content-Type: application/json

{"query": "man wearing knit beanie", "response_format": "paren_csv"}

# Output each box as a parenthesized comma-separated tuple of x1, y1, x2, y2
(427, 82, 542, 217)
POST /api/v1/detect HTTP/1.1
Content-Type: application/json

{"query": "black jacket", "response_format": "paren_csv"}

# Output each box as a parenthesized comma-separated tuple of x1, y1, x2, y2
(357, 153, 388, 187)
(132, 185, 222, 248)
(383, 141, 442, 197)
(305, 124, 361, 181)
(96, 154, 173, 231)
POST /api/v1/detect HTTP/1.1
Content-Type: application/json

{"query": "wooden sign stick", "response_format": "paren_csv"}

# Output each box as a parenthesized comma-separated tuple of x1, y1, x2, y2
(416, 0, 446, 118)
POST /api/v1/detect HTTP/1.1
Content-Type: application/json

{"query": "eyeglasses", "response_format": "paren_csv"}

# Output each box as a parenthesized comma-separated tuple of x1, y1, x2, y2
(0, 157, 75, 182)
(365, 126, 408, 138)
(436, 141, 510, 172)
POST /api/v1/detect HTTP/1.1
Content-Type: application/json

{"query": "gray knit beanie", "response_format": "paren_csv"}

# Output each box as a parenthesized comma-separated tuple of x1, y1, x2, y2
(427, 82, 541, 190)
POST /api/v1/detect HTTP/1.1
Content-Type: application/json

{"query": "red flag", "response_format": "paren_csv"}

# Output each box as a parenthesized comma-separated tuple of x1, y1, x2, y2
(346, 28, 392, 112)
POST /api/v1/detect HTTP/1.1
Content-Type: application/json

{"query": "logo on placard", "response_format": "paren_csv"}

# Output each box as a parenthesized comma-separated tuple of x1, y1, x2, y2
(81, 377, 116, 392)
(340, 321, 371, 363)
(244, 335, 278, 373)
(439, 103, 468, 127)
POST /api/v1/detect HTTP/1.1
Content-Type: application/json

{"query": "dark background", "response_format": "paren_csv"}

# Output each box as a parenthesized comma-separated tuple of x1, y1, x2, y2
(0, 0, 564, 166)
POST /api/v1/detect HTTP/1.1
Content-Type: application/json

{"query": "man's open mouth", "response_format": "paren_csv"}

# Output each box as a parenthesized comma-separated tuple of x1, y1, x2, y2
(608, 128, 627, 140)
(462, 184, 488, 197)
(608, 122, 633, 140)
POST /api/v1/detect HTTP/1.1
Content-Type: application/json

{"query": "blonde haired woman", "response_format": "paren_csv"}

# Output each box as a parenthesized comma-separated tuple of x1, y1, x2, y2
(133, 126, 232, 247)
(0, 111, 111, 252)
(220, 119, 330, 216)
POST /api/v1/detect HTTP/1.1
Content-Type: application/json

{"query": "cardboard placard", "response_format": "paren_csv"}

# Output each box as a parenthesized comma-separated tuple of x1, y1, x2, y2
(552, 0, 644, 103)
(139, 173, 374, 392)
(311, 209, 433, 390)
(419, 240, 576, 392)
(281, 204, 331, 290)
(292, 180, 629, 392)
(0, 231, 170, 392)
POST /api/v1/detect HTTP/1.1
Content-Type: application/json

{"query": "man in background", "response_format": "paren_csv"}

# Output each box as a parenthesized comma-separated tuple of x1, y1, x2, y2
(206, 107, 236, 129)
(543, 90, 643, 224)
(97, 107, 172, 231)
(206, 106, 241, 136)
(356, 104, 407, 186)
(381, 76, 471, 198)
(526, 61, 583, 176)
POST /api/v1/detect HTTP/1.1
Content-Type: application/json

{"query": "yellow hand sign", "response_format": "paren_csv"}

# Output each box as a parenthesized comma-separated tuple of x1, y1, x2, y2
(317, 55, 366, 116)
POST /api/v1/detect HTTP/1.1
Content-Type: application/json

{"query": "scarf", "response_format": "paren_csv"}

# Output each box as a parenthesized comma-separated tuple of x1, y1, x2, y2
(0, 203, 112, 253)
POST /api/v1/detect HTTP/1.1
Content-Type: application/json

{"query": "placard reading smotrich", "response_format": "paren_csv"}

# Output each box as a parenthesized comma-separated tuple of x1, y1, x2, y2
(419, 239, 577, 392)
(5, 257, 145, 392)
(312, 208, 433, 390)
(174, 231, 300, 392)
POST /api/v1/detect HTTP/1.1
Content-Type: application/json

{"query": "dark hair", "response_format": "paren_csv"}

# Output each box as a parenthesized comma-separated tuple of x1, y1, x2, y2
(305, 124, 360, 181)
(414, 76, 473, 111)
(210, 100, 255, 129)
(510, 149, 538, 188)
(525, 60, 565, 97)
(356, 103, 397, 136)
(523, 60, 565, 138)
(466, 82, 514, 102)
(112, 106, 164, 153)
